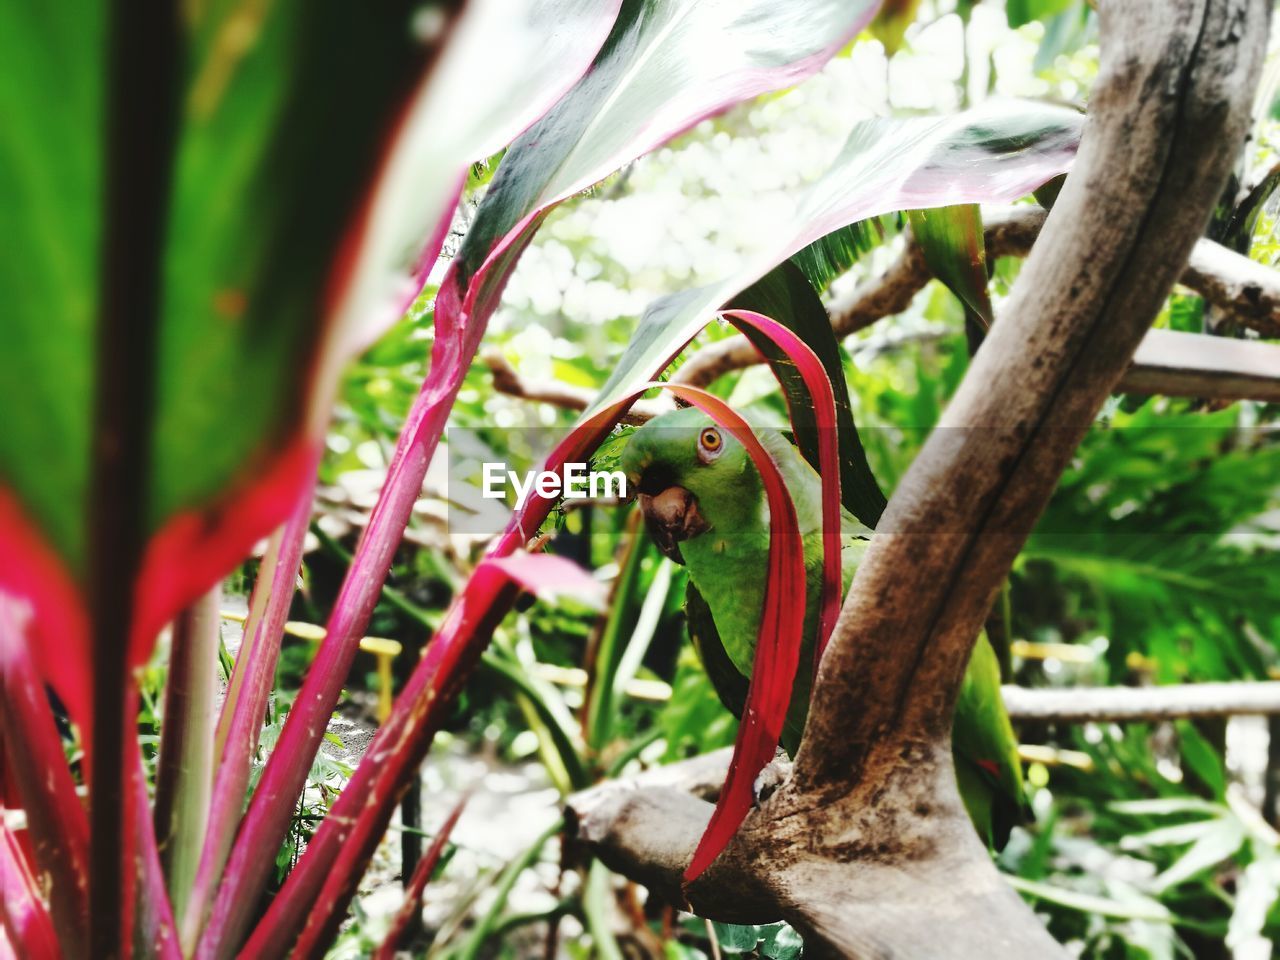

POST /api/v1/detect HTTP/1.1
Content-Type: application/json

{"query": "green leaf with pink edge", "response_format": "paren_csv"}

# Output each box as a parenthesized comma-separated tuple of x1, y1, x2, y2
(0, 0, 618, 724)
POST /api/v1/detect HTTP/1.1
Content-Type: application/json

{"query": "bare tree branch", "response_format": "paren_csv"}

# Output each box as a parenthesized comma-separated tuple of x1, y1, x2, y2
(494, 324, 1280, 420)
(481, 349, 668, 424)
(671, 208, 1280, 394)
(566, 674, 1280, 936)
(567, 679, 1280, 915)
(790, 0, 1261, 792)
(1003, 681, 1280, 723)
(773, 0, 1264, 947)
(1184, 220, 1280, 339)
(1126, 327, 1280, 402)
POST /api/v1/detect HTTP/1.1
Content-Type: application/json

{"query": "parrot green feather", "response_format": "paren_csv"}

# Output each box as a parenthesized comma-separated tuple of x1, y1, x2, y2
(621, 406, 1027, 850)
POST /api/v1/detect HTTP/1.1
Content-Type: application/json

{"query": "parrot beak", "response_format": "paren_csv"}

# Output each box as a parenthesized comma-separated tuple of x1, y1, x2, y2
(637, 485, 709, 564)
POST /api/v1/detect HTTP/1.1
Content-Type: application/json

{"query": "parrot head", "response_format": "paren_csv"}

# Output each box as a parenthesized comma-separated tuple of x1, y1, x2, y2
(619, 406, 762, 563)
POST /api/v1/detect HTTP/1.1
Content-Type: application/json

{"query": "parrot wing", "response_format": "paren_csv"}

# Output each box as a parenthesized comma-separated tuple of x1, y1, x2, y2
(686, 581, 750, 721)
(952, 634, 1029, 850)
(686, 580, 811, 755)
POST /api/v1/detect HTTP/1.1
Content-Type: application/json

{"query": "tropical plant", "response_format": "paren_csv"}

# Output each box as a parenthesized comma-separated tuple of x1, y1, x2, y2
(3, 0, 1279, 958)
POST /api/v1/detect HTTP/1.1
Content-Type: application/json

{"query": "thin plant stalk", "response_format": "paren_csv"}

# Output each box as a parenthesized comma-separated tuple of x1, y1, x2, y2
(153, 584, 221, 922)
(194, 387, 461, 958)
(242, 566, 522, 958)
(453, 820, 562, 960)
(372, 795, 468, 960)
(0, 596, 89, 957)
(583, 518, 648, 752)
(213, 527, 281, 759)
(182, 485, 312, 953)
(88, 0, 182, 946)
(582, 861, 625, 960)
(608, 559, 672, 738)
(2, 822, 61, 960)
(132, 744, 181, 960)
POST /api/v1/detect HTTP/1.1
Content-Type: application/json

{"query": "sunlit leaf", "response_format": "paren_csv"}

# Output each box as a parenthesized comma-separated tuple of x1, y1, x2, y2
(589, 101, 1083, 427)
(1227, 855, 1280, 953)
(1006, 875, 1173, 922)
(1121, 819, 1224, 851)
(372, 795, 467, 960)
(1151, 819, 1245, 892)
(1111, 798, 1228, 819)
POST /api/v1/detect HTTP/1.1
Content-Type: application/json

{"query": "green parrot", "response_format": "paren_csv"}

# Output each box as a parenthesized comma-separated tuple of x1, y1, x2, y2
(620, 405, 1026, 849)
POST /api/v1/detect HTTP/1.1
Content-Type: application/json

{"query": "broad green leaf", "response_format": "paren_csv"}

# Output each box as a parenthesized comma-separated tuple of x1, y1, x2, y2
(711, 922, 763, 953)
(759, 922, 806, 960)
(588, 101, 1083, 420)
(1024, 410, 1280, 684)
(0, 0, 617, 715)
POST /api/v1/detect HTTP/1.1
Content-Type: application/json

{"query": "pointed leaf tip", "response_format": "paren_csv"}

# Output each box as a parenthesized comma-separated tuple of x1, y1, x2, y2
(484, 552, 607, 610)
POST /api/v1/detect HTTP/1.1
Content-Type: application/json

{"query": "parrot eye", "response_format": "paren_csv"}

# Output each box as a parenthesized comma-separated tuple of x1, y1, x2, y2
(697, 427, 724, 463)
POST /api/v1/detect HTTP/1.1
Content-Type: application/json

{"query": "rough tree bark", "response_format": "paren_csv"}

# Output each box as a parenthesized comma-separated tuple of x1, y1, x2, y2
(565, 1, 1268, 956)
